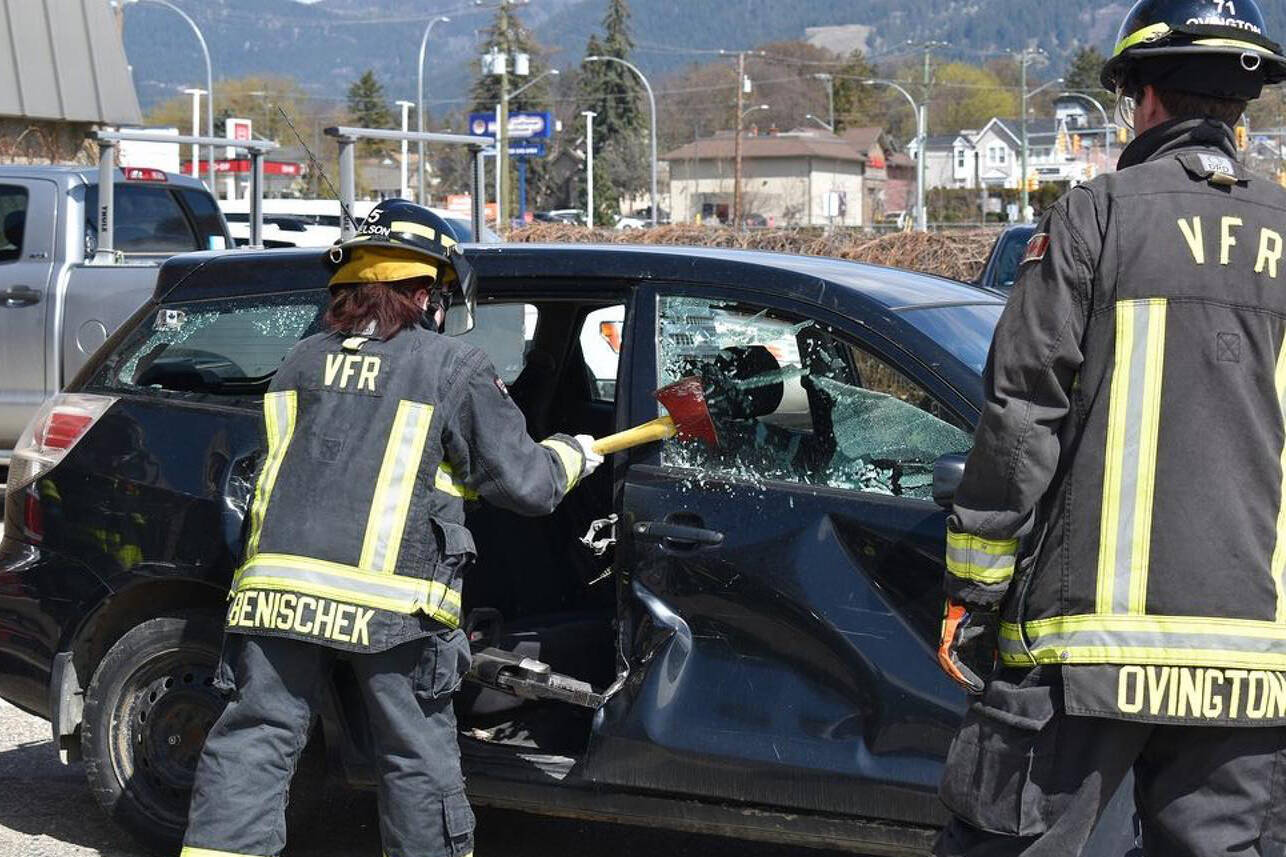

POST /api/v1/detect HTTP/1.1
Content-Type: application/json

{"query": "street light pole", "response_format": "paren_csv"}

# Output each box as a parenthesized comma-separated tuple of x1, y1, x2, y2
(417, 15, 451, 205)
(183, 88, 204, 179)
(119, 0, 215, 191)
(585, 55, 659, 227)
(1015, 50, 1057, 223)
(863, 79, 925, 231)
(813, 73, 835, 132)
(583, 111, 597, 228)
(397, 100, 414, 199)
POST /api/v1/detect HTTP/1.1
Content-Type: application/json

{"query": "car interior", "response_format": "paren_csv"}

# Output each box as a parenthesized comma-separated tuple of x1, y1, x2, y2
(450, 298, 622, 762)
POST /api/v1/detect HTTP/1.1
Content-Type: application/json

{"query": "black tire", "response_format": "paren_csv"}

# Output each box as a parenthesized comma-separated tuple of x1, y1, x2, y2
(81, 612, 225, 855)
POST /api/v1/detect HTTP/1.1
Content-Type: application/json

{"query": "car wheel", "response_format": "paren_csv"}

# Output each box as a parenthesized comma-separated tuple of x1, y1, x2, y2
(81, 612, 225, 855)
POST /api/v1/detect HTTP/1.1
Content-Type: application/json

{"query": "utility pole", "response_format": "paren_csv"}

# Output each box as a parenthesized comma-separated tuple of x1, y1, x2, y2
(910, 41, 947, 229)
(813, 73, 835, 132)
(497, 1, 510, 229)
(734, 50, 745, 227)
(583, 111, 597, 228)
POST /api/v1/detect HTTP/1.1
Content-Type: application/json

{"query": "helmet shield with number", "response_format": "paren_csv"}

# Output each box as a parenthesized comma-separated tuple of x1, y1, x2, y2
(1101, 0, 1286, 100)
(327, 199, 477, 336)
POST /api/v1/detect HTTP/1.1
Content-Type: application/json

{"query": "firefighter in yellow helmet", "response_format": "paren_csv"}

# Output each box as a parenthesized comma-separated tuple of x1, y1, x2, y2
(181, 201, 602, 857)
(934, 1, 1286, 854)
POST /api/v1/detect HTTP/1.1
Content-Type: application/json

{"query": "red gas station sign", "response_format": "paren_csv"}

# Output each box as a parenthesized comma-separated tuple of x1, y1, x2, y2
(182, 159, 305, 176)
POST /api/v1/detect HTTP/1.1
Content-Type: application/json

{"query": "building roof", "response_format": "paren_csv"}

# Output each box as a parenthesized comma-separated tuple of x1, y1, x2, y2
(662, 132, 867, 164)
(922, 133, 974, 151)
(0, 0, 142, 125)
(988, 118, 1062, 145)
(842, 126, 884, 151)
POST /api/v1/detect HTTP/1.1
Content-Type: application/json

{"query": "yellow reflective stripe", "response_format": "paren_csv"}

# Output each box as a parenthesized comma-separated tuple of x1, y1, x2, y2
(945, 531, 1018, 584)
(181, 848, 265, 857)
(391, 220, 435, 240)
(1001, 646, 1286, 672)
(1272, 334, 1286, 623)
(1097, 299, 1167, 615)
(233, 553, 461, 623)
(360, 401, 434, 574)
(1130, 300, 1166, 615)
(436, 462, 480, 500)
(541, 438, 584, 493)
(1114, 23, 1171, 56)
(246, 391, 297, 558)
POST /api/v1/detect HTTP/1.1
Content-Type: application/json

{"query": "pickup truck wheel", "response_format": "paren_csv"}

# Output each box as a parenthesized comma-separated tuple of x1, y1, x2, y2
(81, 613, 224, 855)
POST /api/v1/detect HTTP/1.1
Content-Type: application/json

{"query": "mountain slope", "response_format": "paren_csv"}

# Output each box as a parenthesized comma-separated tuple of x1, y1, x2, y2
(120, 0, 1286, 113)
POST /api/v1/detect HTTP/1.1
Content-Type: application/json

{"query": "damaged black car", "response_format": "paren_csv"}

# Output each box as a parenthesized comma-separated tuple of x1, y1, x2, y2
(0, 244, 1131, 855)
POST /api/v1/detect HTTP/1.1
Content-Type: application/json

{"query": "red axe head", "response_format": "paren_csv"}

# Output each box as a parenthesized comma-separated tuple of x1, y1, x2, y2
(654, 376, 719, 447)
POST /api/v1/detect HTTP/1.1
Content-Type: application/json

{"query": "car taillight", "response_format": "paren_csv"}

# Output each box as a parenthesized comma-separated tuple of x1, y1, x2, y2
(599, 321, 623, 354)
(123, 167, 167, 182)
(4, 394, 116, 501)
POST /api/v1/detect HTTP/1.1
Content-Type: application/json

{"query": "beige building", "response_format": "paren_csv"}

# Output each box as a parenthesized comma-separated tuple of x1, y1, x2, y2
(0, 0, 142, 165)
(663, 130, 871, 227)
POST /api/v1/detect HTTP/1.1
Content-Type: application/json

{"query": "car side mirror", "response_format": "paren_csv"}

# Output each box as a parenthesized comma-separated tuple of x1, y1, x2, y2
(933, 453, 968, 509)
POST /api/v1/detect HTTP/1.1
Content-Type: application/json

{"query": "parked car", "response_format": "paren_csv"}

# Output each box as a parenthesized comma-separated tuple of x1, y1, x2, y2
(0, 245, 1137, 855)
(976, 224, 1037, 295)
(614, 214, 647, 230)
(219, 199, 500, 247)
(0, 165, 231, 466)
(533, 209, 585, 225)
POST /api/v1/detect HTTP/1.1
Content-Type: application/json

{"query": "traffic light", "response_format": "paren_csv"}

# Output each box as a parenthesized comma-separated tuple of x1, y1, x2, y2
(1073, 134, 1083, 155)
(1117, 126, 1129, 145)
(1026, 174, 1039, 193)
(1237, 124, 1249, 151)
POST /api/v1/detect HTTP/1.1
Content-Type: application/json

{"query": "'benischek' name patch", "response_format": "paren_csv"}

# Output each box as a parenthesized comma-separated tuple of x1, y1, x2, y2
(226, 589, 374, 647)
(1064, 664, 1286, 725)
(1022, 232, 1050, 265)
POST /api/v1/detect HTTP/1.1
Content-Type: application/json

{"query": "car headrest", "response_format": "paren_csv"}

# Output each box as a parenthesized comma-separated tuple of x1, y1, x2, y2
(3, 210, 24, 249)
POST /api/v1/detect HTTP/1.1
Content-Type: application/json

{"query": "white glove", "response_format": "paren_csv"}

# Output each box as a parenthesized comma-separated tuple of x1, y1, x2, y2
(575, 434, 605, 478)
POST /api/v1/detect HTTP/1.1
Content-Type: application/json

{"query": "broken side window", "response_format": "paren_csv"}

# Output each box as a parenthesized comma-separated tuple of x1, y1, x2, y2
(656, 294, 971, 500)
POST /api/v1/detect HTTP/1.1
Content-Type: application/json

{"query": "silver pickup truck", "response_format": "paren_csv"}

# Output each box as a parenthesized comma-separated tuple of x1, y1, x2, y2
(0, 166, 230, 464)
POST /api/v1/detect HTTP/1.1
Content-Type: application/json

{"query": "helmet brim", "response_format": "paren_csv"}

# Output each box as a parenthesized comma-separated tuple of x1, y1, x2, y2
(1104, 42, 1286, 92)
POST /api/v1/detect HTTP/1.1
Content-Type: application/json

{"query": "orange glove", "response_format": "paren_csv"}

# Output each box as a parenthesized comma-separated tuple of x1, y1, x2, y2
(937, 600, 997, 695)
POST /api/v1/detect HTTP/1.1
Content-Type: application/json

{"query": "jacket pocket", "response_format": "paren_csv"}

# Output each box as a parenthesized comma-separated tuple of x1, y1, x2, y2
(433, 520, 477, 566)
(939, 670, 1059, 837)
(442, 788, 476, 855)
(413, 629, 473, 701)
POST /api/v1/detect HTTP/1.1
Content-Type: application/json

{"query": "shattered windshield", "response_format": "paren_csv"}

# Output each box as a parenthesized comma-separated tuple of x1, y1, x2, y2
(656, 295, 972, 500)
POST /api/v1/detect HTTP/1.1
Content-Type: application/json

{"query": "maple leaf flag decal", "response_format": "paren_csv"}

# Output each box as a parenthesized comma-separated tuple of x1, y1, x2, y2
(1022, 232, 1050, 265)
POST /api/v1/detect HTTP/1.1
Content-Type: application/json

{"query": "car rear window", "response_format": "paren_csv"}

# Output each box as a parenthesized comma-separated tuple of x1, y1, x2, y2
(88, 291, 328, 403)
(88, 294, 536, 404)
(84, 184, 228, 254)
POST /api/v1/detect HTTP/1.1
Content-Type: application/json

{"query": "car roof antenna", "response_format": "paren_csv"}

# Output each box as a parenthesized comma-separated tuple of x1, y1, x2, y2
(273, 103, 358, 233)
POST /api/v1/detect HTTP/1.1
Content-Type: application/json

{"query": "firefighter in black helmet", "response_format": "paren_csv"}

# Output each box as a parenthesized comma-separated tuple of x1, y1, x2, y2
(934, 1, 1286, 855)
(181, 200, 603, 857)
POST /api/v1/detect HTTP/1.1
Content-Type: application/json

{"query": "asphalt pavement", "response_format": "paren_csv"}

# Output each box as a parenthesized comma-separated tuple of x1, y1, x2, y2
(0, 700, 856, 857)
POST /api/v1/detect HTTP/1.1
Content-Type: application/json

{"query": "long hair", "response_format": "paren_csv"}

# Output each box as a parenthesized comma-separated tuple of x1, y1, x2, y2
(322, 276, 434, 339)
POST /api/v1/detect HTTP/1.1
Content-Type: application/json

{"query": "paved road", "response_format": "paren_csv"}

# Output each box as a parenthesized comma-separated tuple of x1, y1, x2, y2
(0, 701, 857, 857)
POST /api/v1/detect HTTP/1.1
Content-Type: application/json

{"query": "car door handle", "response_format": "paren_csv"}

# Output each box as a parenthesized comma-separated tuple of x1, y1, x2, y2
(633, 521, 725, 548)
(0, 286, 40, 307)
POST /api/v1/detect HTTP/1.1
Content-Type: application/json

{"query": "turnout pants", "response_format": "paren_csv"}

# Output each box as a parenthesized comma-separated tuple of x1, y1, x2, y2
(181, 631, 475, 857)
(935, 668, 1286, 857)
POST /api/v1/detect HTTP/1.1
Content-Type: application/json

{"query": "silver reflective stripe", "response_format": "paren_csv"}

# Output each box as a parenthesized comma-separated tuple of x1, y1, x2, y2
(1097, 299, 1166, 615)
(945, 545, 1016, 575)
(360, 401, 434, 574)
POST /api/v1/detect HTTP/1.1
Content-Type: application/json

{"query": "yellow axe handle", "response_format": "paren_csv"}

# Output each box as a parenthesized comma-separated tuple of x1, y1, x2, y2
(593, 416, 677, 456)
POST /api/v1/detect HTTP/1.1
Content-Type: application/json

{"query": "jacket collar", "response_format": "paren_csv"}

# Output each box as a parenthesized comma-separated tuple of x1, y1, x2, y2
(1117, 118, 1238, 170)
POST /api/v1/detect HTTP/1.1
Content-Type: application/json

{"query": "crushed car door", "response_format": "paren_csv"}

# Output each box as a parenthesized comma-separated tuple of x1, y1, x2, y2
(584, 283, 973, 828)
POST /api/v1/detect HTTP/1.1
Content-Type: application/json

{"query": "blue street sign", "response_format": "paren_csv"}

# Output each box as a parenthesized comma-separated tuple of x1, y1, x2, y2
(469, 111, 554, 140)
(508, 143, 546, 157)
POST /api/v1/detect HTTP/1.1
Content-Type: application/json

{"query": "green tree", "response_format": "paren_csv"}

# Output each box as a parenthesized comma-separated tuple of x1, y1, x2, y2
(581, 0, 642, 146)
(347, 70, 395, 155)
(930, 62, 1019, 135)
(831, 50, 883, 133)
(1063, 46, 1116, 112)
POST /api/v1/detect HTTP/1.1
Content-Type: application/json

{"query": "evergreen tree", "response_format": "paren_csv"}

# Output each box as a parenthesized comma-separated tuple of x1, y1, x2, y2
(1063, 46, 1116, 110)
(580, 0, 642, 147)
(347, 70, 395, 155)
(830, 51, 883, 134)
